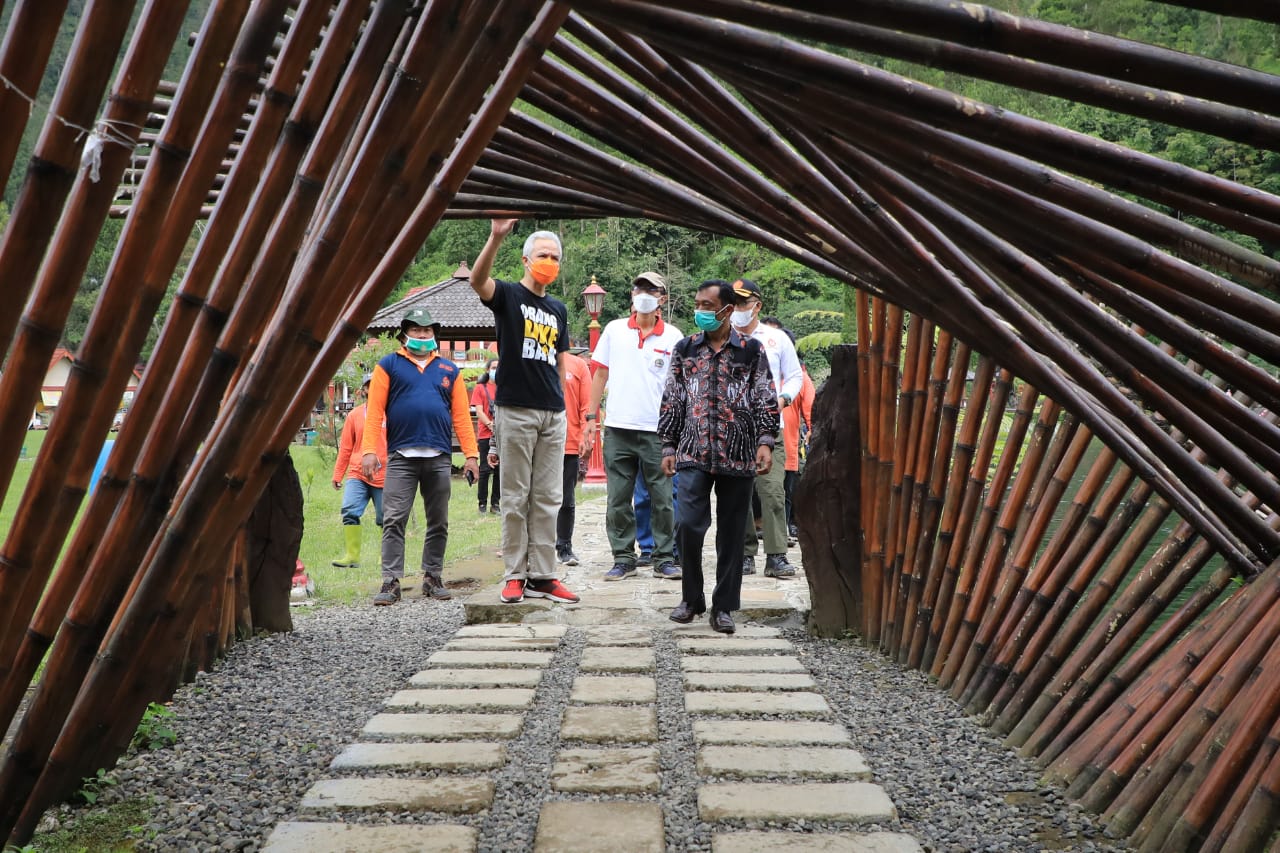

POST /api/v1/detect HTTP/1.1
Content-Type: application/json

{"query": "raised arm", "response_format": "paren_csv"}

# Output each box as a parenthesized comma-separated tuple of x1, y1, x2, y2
(470, 218, 517, 302)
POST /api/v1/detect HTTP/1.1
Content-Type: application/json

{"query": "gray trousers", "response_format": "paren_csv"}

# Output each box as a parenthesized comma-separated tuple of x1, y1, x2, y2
(496, 406, 566, 580)
(604, 427, 674, 565)
(745, 435, 788, 557)
(380, 453, 451, 582)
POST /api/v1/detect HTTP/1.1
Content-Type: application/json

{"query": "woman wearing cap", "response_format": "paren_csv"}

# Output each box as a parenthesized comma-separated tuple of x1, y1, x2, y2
(331, 373, 385, 568)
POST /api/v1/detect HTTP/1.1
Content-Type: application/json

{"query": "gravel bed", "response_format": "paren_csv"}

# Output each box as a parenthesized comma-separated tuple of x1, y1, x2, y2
(46, 601, 1128, 853)
(786, 628, 1130, 853)
(50, 598, 464, 853)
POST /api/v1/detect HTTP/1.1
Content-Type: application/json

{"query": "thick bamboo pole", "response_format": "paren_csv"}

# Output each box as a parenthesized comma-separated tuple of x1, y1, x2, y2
(577, 0, 1280, 248)
(0, 0, 142, 493)
(0, 0, 249, 671)
(917, 359, 1020, 672)
(611, 0, 1280, 114)
(10, 3, 556, 834)
(0, 0, 209, 733)
(1197, 710, 1280, 852)
(927, 356, 999, 679)
(901, 329, 959, 668)
(1215, 733, 1280, 850)
(0, 0, 365, 746)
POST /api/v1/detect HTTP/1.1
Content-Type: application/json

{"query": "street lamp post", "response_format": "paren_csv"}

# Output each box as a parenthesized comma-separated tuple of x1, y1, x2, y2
(582, 275, 606, 353)
(581, 275, 608, 486)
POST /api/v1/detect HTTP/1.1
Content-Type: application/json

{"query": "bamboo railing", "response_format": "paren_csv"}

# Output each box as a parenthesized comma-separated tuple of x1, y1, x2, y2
(2, 1, 1280, 849)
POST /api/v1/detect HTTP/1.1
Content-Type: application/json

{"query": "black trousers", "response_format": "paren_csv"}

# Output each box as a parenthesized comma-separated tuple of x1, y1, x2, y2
(676, 467, 754, 613)
(556, 453, 579, 552)
(478, 438, 500, 508)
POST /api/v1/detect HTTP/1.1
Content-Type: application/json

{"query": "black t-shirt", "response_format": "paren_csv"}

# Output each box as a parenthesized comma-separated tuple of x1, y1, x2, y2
(483, 279, 569, 411)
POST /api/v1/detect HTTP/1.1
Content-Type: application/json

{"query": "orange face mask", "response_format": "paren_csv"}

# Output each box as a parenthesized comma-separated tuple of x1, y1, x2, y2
(528, 258, 560, 286)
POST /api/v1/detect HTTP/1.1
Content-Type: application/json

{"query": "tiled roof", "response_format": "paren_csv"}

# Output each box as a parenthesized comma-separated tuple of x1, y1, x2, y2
(367, 262, 495, 336)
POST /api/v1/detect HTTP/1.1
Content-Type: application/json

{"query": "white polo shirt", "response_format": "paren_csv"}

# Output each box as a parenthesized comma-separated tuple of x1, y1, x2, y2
(744, 322, 803, 431)
(592, 313, 684, 431)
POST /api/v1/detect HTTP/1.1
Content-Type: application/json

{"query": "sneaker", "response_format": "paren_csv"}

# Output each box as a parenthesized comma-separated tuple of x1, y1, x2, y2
(500, 579, 525, 603)
(741, 556, 756, 576)
(653, 560, 682, 580)
(423, 575, 453, 600)
(478, 505, 487, 515)
(372, 579, 401, 606)
(764, 554, 797, 578)
(558, 549, 580, 566)
(525, 578, 580, 603)
(604, 563, 635, 581)
(788, 523, 799, 538)
(490, 503, 501, 515)
(636, 550, 653, 567)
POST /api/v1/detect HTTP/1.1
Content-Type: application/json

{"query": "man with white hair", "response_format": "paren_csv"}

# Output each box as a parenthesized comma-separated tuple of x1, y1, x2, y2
(469, 220, 581, 606)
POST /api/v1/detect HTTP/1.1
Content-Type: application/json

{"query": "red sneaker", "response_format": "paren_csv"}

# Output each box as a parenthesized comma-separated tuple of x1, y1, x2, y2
(525, 578, 580, 604)
(500, 579, 525, 603)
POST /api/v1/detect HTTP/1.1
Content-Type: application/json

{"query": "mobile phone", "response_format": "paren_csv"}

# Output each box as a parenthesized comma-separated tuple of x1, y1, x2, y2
(465, 469, 476, 486)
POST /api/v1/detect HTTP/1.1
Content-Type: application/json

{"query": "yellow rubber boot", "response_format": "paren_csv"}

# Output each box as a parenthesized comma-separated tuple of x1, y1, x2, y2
(332, 525, 362, 568)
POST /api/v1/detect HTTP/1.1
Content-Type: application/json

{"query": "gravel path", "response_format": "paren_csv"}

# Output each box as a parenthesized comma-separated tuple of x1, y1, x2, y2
(49, 598, 1127, 852)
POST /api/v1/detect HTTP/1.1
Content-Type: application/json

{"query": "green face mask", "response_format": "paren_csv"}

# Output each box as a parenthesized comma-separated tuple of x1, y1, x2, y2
(405, 336, 437, 355)
(694, 309, 724, 332)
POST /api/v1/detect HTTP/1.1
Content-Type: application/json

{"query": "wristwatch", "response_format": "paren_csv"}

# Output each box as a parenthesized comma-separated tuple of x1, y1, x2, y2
(585, 413, 597, 421)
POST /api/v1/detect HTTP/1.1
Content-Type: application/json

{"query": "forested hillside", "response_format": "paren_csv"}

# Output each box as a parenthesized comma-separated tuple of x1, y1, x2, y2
(5, 0, 1275, 374)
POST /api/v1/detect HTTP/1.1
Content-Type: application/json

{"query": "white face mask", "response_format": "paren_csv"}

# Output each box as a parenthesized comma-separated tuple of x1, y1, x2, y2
(731, 307, 756, 328)
(632, 293, 660, 314)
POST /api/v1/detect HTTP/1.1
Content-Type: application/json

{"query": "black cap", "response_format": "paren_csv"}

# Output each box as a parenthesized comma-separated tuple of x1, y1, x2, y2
(732, 278, 762, 301)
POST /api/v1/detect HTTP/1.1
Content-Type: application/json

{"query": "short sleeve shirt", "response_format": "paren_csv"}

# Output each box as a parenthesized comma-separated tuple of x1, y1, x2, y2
(592, 315, 684, 431)
(483, 279, 569, 411)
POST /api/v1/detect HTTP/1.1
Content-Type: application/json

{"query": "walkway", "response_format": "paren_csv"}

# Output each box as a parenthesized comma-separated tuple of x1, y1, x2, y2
(262, 495, 923, 852)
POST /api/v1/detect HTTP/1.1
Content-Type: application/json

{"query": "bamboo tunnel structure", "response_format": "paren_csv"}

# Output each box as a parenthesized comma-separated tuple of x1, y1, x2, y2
(1, 0, 1279, 848)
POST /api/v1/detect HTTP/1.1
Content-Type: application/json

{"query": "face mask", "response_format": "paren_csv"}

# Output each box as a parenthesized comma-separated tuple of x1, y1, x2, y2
(632, 293, 660, 314)
(694, 309, 724, 332)
(405, 336, 436, 355)
(528, 258, 559, 286)
(488, 371, 496, 382)
(731, 307, 755, 328)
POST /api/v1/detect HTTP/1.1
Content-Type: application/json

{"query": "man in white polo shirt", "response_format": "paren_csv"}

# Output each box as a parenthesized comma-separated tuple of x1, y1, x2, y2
(731, 278, 803, 578)
(586, 271, 684, 581)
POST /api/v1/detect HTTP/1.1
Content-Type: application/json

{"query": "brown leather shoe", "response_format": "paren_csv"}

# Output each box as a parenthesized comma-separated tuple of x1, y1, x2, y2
(669, 601, 706, 624)
(710, 610, 735, 634)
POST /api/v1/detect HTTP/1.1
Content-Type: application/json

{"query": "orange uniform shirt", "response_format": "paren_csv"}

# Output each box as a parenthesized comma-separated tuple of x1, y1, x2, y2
(782, 367, 815, 472)
(562, 351, 592, 455)
(333, 404, 386, 487)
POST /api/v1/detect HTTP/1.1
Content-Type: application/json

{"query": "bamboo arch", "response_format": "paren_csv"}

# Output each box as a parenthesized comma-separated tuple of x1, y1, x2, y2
(0, 1, 1277, 848)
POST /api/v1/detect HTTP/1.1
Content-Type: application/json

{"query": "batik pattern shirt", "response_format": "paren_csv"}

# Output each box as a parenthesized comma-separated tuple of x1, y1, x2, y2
(658, 330, 778, 477)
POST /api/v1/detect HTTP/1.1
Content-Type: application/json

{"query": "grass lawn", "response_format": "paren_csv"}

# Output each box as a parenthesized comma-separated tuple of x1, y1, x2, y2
(293, 445, 510, 604)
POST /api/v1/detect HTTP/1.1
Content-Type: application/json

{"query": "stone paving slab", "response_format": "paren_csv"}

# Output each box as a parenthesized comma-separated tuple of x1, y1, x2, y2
(570, 675, 658, 704)
(444, 637, 561, 650)
(712, 831, 924, 853)
(693, 720, 851, 746)
(561, 706, 658, 743)
(583, 625, 654, 645)
(683, 672, 817, 691)
(551, 746, 660, 793)
(263, 822, 477, 853)
(330, 741, 505, 771)
(679, 638, 795, 654)
(363, 713, 523, 740)
(672, 625, 781, 638)
(579, 646, 655, 672)
(410, 668, 543, 688)
(699, 782, 897, 823)
(697, 746, 871, 780)
(427, 650, 552, 668)
(535, 802, 664, 853)
(455, 624, 567, 638)
(385, 688, 536, 711)
(685, 691, 832, 716)
(681, 655, 807, 673)
(299, 777, 494, 813)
